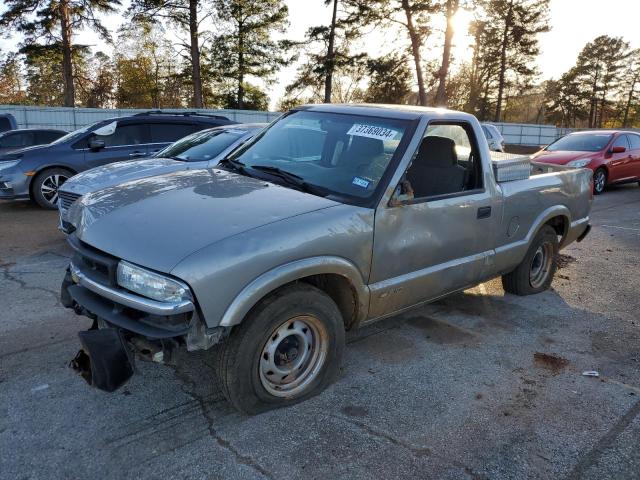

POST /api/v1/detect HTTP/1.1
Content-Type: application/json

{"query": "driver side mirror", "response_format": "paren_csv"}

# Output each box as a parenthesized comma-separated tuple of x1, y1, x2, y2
(611, 145, 626, 154)
(89, 138, 105, 151)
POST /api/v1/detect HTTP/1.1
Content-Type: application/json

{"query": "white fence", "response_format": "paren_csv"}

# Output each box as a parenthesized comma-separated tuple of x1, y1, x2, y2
(0, 105, 282, 131)
(491, 123, 559, 147)
(1, 105, 637, 146)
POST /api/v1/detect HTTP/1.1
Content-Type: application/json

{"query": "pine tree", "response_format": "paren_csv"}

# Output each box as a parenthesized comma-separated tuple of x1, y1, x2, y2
(209, 0, 292, 110)
(347, 0, 436, 106)
(479, 0, 550, 122)
(127, 0, 213, 108)
(0, 0, 121, 106)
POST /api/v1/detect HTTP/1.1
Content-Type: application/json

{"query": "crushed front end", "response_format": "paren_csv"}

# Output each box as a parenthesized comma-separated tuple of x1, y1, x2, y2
(61, 234, 226, 392)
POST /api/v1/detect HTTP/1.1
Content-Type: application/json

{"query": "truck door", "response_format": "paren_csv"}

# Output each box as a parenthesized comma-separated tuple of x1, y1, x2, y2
(368, 121, 500, 319)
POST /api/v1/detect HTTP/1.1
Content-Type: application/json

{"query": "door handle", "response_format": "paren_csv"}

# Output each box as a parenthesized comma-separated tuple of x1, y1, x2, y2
(477, 206, 492, 219)
(129, 152, 146, 158)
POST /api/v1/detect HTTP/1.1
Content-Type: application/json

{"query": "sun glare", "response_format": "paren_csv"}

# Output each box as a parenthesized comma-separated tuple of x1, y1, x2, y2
(450, 8, 475, 63)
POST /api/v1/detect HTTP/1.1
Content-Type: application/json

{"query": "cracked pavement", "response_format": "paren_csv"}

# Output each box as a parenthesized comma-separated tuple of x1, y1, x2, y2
(1, 185, 640, 479)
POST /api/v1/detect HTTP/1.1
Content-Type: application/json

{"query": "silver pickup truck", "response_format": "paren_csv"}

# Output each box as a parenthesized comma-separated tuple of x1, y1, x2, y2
(60, 104, 592, 414)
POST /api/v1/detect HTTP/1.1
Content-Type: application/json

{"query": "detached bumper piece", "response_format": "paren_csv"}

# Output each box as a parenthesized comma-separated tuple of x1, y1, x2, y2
(70, 328, 134, 392)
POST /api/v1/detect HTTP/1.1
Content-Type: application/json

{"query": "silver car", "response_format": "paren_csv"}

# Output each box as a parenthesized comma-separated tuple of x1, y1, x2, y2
(482, 123, 506, 152)
(57, 123, 266, 223)
(61, 104, 592, 413)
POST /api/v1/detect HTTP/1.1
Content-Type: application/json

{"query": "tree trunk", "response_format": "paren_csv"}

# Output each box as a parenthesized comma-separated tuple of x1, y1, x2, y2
(237, 20, 244, 109)
(622, 72, 638, 127)
(59, 0, 75, 107)
(435, 0, 457, 107)
(494, 1, 513, 122)
(324, 0, 339, 103)
(588, 65, 600, 128)
(189, 0, 204, 108)
(402, 0, 427, 106)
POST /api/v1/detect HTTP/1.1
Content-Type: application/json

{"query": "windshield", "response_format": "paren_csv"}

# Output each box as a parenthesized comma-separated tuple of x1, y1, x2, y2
(229, 110, 412, 202)
(156, 128, 249, 161)
(546, 133, 612, 152)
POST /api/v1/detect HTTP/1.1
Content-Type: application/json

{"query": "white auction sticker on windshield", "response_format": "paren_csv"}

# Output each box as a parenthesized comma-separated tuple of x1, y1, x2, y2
(347, 124, 398, 141)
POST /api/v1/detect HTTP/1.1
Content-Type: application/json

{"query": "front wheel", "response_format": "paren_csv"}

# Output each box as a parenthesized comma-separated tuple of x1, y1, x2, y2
(31, 168, 72, 209)
(215, 283, 345, 414)
(593, 168, 607, 195)
(502, 225, 559, 296)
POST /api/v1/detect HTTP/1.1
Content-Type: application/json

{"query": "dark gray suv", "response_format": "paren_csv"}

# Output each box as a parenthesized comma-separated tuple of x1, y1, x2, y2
(0, 111, 235, 208)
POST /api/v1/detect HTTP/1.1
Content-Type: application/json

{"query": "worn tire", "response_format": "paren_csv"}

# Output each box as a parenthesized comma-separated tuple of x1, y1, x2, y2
(593, 168, 607, 195)
(215, 283, 345, 414)
(502, 225, 559, 296)
(31, 167, 72, 209)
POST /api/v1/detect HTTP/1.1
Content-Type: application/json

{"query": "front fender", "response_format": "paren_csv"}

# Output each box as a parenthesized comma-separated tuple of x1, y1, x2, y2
(219, 256, 370, 327)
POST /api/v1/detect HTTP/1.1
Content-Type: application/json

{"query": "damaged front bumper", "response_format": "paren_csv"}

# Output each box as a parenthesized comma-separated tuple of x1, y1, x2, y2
(61, 245, 228, 392)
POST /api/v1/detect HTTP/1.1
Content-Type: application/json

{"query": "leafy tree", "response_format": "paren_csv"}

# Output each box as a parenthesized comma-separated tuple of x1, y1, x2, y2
(574, 36, 630, 128)
(281, 41, 367, 106)
(80, 52, 116, 108)
(478, 0, 550, 122)
(347, 0, 436, 106)
(0, 53, 27, 104)
(21, 43, 93, 106)
(209, 0, 292, 109)
(363, 53, 412, 104)
(0, 0, 121, 106)
(213, 82, 269, 110)
(127, 0, 214, 108)
(114, 23, 189, 108)
(619, 49, 640, 128)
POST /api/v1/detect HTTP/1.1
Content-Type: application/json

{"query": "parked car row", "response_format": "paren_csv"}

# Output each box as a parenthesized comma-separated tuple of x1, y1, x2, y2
(0, 111, 236, 208)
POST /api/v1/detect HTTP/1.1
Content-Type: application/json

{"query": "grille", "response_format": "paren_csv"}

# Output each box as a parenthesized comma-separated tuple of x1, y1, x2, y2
(58, 191, 81, 211)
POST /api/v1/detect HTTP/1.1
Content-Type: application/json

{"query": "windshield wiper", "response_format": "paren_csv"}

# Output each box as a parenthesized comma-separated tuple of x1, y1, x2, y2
(218, 157, 251, 174)
(250, 165, 329, 197)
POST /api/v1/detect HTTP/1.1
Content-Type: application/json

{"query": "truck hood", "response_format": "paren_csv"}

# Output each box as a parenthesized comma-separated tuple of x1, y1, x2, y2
(62, 158, 191, 195)
(69, 168, 339, 272)
(532, 150, 594, 165)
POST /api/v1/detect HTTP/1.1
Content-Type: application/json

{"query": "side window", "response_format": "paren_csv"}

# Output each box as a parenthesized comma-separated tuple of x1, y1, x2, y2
(0, 132, 33, 147)
(100, 123, 149, 147)
(628, 134, 640, 150)
(0, 117, 11, 132)
(150, 123, 199, 143)
(482, 126, 492, 139)
(36, 131, 63, 144)
(401, 123, 482, 200)
(612, 135, 629, 151)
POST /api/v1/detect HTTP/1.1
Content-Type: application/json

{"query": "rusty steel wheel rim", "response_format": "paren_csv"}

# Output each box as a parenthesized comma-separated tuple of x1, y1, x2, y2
(529, 242, 554, 289)
(259, 315, 328, 398)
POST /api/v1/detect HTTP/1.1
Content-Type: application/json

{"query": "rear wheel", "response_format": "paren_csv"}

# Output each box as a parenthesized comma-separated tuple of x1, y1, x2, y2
(502, 225, 559, 296)
(593, 168, 607, 195)
(215, 283, 345, 414)
(31, 168, 72, 209)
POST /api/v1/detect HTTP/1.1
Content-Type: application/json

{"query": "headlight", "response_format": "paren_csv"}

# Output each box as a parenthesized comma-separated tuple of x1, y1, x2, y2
(567, 158, 592, 168)
(117, 261, 191, 303)
(0, 160, 20, 172)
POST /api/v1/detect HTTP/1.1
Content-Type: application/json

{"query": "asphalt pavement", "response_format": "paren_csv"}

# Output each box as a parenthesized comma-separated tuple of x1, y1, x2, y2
(1, 184, 639, 479)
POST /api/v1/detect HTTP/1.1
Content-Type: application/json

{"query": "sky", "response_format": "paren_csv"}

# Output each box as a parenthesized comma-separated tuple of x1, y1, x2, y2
(0, 0, 639, 109)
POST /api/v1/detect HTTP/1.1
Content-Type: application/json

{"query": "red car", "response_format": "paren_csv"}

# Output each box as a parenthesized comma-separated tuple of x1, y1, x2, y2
(533, 130, 640, 194)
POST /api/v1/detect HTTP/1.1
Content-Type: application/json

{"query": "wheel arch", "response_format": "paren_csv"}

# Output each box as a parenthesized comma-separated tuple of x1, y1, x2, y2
(28, 165, 77, 198)
(218, 257, 370, 330)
